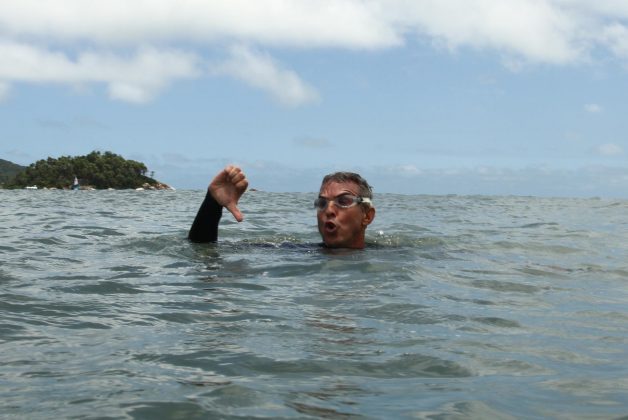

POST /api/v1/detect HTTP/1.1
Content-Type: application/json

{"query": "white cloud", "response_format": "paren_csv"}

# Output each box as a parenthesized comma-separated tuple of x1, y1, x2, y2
(0, 42, 200, 103)
(1, 1, 628, 61)
(360, 163, 628, 197)
(596, 143, 624, 156)
(601, 23, 628, 60)
(213, 45, 319, 107)
(584, 103, 603, 113)
(386, 164, 422, 176)
(0, 0, 400, 49)
(386, 0, 582, 64)
(561, 0, 628, 17)
(2, 1, 628, 102)
(401, 164, 421, 175)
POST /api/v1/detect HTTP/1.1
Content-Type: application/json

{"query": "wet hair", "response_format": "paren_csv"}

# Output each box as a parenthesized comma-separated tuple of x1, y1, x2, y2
(320, 172, 373, 205)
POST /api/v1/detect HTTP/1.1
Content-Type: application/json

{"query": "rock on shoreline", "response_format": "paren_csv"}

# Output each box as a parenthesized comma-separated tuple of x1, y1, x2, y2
(136, 182, 175, 191)
(17, 182, 175, 191)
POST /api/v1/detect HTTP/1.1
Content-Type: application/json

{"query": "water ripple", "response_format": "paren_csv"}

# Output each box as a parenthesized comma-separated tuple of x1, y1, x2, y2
(1, 190, 627, 418)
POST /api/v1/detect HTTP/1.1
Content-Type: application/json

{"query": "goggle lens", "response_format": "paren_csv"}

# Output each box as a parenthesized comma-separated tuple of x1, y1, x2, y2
(314, 194, 370, 211)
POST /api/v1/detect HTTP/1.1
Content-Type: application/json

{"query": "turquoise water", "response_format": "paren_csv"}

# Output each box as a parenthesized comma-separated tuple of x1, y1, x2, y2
(1, 190, 627, 418)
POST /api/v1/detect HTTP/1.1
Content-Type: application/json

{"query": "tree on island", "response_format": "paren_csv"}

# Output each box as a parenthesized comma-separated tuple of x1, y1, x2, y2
(0, 159, 26, 186)
(5, 151, 165, 189)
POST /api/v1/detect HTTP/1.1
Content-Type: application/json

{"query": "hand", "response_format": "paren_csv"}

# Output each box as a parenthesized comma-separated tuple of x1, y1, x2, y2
(208, 165, 248, 222)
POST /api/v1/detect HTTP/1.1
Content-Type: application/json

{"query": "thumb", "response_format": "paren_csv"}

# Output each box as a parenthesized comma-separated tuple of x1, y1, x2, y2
(226, 204, 244, 222)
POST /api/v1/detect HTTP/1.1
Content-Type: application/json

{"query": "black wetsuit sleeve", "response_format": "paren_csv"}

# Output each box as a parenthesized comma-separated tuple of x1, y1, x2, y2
(188, 190, 223, 243)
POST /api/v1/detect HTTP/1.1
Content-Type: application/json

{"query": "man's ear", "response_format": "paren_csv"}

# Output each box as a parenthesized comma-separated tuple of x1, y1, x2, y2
(362, 207, 375, 227)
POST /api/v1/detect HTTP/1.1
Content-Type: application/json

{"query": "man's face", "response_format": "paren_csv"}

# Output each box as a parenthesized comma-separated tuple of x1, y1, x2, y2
(317, 181, 375, 249)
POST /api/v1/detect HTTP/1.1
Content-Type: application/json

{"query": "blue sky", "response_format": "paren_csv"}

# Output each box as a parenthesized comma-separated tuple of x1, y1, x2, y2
(1, 1, 628, 197)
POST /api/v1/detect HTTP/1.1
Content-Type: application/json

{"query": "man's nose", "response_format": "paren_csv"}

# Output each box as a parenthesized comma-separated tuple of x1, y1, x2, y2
(325, 201, 338, 214)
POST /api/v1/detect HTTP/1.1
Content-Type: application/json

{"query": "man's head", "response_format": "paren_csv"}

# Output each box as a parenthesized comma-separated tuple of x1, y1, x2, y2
(316, 172, 376, 249)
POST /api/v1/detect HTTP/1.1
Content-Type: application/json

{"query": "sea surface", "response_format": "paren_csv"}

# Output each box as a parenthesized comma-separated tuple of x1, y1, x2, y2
(1, 189, 627, 419)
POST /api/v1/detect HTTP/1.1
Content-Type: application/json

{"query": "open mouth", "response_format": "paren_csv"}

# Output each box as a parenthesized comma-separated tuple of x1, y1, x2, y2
(324, 221, 337, 233)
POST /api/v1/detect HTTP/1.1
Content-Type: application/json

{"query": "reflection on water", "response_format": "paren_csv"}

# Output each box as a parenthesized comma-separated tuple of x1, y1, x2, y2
(1, 190, 627, 418)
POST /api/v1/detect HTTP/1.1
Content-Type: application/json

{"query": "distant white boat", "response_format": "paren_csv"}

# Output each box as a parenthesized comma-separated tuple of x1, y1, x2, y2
(25, 185, 38, 190)
(72, 177, 80, 190)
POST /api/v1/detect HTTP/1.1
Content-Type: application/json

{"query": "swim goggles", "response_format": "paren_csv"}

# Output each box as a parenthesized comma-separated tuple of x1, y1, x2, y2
(314, 194, 372, 211)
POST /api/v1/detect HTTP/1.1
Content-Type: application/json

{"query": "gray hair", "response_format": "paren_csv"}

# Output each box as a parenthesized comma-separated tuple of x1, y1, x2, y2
(320, 172, 373, 204)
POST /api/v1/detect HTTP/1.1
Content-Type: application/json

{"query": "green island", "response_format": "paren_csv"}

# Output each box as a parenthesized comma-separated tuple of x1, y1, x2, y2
(0, 158, 26, 185)
(1, 151, 171, 190)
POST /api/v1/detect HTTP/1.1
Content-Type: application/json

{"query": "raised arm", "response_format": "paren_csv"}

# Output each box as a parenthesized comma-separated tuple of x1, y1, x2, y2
(188, 165, 248, 243)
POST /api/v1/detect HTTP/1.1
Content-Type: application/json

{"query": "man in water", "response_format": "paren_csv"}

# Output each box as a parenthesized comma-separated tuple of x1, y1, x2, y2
(188, 165, 376, 249)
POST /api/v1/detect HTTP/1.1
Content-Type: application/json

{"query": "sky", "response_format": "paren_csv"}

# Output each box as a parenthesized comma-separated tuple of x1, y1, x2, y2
(1, 0, 628, 197)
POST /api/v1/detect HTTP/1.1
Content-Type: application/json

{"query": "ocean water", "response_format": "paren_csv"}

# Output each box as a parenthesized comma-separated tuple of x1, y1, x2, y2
(1, 189, 627, 419)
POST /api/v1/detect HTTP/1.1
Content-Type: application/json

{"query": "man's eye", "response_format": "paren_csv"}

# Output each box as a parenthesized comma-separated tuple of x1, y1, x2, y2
(336, 196, 354, 206)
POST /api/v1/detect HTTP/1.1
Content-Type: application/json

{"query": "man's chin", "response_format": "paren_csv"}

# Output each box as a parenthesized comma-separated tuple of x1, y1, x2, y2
(322, 234, 343, 248)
